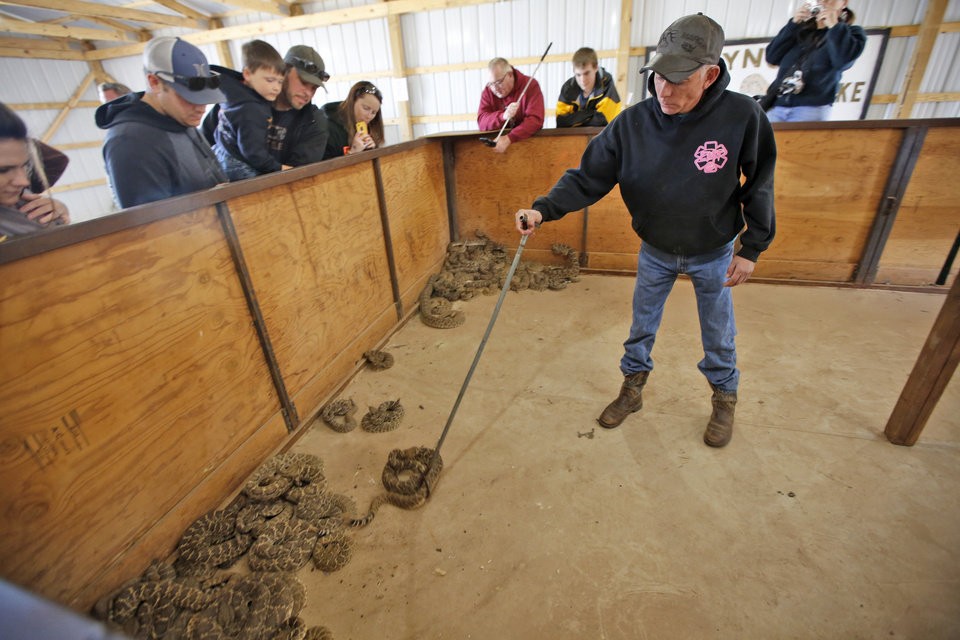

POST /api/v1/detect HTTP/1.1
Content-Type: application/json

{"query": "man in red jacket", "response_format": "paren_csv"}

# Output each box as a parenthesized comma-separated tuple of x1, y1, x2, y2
(477, 57, 545, 154)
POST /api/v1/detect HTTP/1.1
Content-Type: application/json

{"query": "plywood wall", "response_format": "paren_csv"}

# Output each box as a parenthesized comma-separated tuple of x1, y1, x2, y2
(0, 123, 954, 614)
(877, 127, 960, 286)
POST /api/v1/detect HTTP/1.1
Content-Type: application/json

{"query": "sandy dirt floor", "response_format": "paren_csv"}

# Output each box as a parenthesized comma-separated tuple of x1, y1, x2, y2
(281, 275, 959, 640)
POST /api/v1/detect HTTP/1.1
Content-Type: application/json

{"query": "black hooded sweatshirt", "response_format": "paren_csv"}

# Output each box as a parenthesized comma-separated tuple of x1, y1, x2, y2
(533, 60, 776, 262)
(209, 65, 282, 174)
(96, 92, 226, 209)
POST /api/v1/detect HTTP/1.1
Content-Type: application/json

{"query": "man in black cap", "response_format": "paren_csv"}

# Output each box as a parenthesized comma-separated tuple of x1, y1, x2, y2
(202, 44, 330, 168)
(514, 13, 777, 448)
(96, 36, 227, 208)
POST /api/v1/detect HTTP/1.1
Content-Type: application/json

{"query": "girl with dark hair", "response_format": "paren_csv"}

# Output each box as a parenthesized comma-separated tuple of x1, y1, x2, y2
(0, 102, 70, 241)
(763, 0, 866, 122)
(322, 81, 384, 159)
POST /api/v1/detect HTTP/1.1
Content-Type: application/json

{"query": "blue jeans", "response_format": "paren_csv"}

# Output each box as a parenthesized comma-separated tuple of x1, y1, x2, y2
(214, 144, 259, 182)
(766, 105, 832, 122)
(620, 241, 739, 393)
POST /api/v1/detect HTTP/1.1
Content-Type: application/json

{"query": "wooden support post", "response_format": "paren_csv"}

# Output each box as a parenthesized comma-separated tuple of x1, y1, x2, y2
(884, 273, 960, 445)
(615, 0, 633, 102)
(210, 18, 234, 69)
(41, 71, 95, 143)
(895, 0, 947, 118)
(387, 13, 413, 142)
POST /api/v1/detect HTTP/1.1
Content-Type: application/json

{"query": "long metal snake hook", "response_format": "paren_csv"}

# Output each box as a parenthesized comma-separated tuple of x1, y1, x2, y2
(424, 228, 531, 492)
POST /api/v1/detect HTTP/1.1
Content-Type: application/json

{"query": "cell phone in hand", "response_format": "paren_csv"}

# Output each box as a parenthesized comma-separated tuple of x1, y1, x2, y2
(356, 121, 368, 135)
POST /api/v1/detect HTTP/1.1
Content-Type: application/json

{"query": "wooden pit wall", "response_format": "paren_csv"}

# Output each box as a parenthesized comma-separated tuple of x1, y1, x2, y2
(0, 141, 449, 612)
(447, 122, 960, 288)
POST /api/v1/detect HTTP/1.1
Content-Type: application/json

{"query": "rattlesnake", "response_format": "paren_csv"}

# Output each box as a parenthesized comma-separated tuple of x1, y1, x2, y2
(174, 506, 252, 576)
(419, 274, 466, 329)
(361, 399, 405, 433)
(363, 349, 395, 370)
(419, 232, 581, 329)
(319, 397, 358, 433)
(350, 446, 443, 528)
(248, 517, 319, 572)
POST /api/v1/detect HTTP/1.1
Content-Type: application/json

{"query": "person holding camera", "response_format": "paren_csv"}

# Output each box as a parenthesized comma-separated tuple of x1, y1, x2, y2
(322, 81, 384, 159)
(762, 0, 866, 122)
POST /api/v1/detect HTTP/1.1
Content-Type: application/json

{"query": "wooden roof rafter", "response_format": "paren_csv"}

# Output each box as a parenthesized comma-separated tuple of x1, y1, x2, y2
(0, 16, 137, 41)
(0, 0, 204, 28)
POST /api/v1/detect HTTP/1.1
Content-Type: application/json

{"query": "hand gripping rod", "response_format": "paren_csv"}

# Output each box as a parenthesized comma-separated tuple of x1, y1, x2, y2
(481, 42, 553, 146)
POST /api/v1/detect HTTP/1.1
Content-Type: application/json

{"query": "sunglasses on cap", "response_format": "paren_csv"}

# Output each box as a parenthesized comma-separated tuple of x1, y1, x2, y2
(154, 70, 221, 91)
(289, 55, 331, 82)
(355, 85, 382, 100)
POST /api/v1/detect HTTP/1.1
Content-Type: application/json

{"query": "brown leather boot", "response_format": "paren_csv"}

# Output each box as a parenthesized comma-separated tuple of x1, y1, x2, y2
(703, 385, 737, 447)
(597, 371, 649, 429)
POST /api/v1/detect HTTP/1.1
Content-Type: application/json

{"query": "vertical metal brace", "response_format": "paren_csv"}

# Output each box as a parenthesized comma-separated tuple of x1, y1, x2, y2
(441, 138, 460, 242)
(373, 158, 404, 321)
(216, 202, 299, 431)
(855, 126, 927, 285)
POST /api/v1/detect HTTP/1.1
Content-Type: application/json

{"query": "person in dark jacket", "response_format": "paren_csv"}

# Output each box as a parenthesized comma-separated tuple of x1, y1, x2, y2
(0, 102, 70, 241)
(515, 13, 777, 449)
(204, 45, 331, 170)
(322, 81, 383, 159)
(96, 36, 226, 209)
(211, 40, 286, 181)
(556, 47, 623, 128)
(763, 0, 866, 122)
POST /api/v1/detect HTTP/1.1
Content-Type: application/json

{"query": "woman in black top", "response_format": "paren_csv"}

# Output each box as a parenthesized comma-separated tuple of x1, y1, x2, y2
(322, 81, 384, 159)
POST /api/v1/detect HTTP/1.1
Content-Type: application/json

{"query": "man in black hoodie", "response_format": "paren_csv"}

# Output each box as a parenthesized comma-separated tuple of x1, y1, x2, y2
(202, 45, 329, 169)
(515, 14, 776, 448)
(96, 37, 227, 209)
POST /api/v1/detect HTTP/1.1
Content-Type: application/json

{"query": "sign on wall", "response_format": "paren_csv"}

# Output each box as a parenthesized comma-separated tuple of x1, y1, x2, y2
(643, 29, 889, 120)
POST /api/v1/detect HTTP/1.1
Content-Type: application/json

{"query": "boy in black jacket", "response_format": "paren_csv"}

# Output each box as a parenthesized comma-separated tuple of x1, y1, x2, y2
(212, 40, 286, 180)
(516, 14, 777, 449)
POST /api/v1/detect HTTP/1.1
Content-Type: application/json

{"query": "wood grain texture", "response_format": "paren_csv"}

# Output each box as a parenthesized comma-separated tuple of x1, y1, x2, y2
(0, 209, 283, 606)
(764, 129, 901, 275)
(378, 145, 450, 312)
(452, 135, 587, 254)
(226, 165, 396, 419)
(876, 127, 960, 286)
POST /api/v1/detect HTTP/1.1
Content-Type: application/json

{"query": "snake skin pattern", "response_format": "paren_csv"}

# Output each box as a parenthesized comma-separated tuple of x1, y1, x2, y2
(419, 231, 581, 329)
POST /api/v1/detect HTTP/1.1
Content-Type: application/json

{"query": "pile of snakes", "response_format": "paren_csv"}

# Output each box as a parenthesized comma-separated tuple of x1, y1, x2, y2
(93, 448, 440, 640)
(419, 230, 581, 329)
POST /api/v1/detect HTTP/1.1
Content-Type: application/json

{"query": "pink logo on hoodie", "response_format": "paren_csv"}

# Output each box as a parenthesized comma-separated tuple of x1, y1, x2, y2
(694, 141, 728, 174)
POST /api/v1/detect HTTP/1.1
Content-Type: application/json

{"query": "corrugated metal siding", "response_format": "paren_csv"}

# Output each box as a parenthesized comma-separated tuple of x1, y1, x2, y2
(2, 0, 959, 223)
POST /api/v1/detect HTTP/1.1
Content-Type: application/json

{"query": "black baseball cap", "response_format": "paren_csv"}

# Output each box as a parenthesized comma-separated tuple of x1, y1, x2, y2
(641, 13, 725, 83)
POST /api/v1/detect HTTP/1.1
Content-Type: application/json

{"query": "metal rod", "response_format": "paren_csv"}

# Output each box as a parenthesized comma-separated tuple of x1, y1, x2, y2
(432, 233, 530, 456)
(490, 42, 553, 144)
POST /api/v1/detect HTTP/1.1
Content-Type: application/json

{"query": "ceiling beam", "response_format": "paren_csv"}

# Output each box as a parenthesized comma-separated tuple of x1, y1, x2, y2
(0, 35, 76, 50)
(216, 0, 288, 17)
(0, 16, 136, 41)
(0, 0, 202, 29)
(0, 45, 86, 58)
(146, 0, 207, 21)
(84, 0, 491, 61)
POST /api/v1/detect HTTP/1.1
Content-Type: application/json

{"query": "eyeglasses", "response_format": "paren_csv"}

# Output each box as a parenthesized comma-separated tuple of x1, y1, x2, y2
(487, 70, 512, 89)
(289, 55, 331, 82)
(355, 85, 382, 101)
(154, 70, 221, 91)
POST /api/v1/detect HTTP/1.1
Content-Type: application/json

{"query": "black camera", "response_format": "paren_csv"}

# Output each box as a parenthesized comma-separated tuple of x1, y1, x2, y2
(778, 70, 805, 96)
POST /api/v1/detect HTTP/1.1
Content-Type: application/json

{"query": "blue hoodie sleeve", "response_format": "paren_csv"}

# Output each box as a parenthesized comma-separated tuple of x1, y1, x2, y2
(104, 130, 180, 208)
